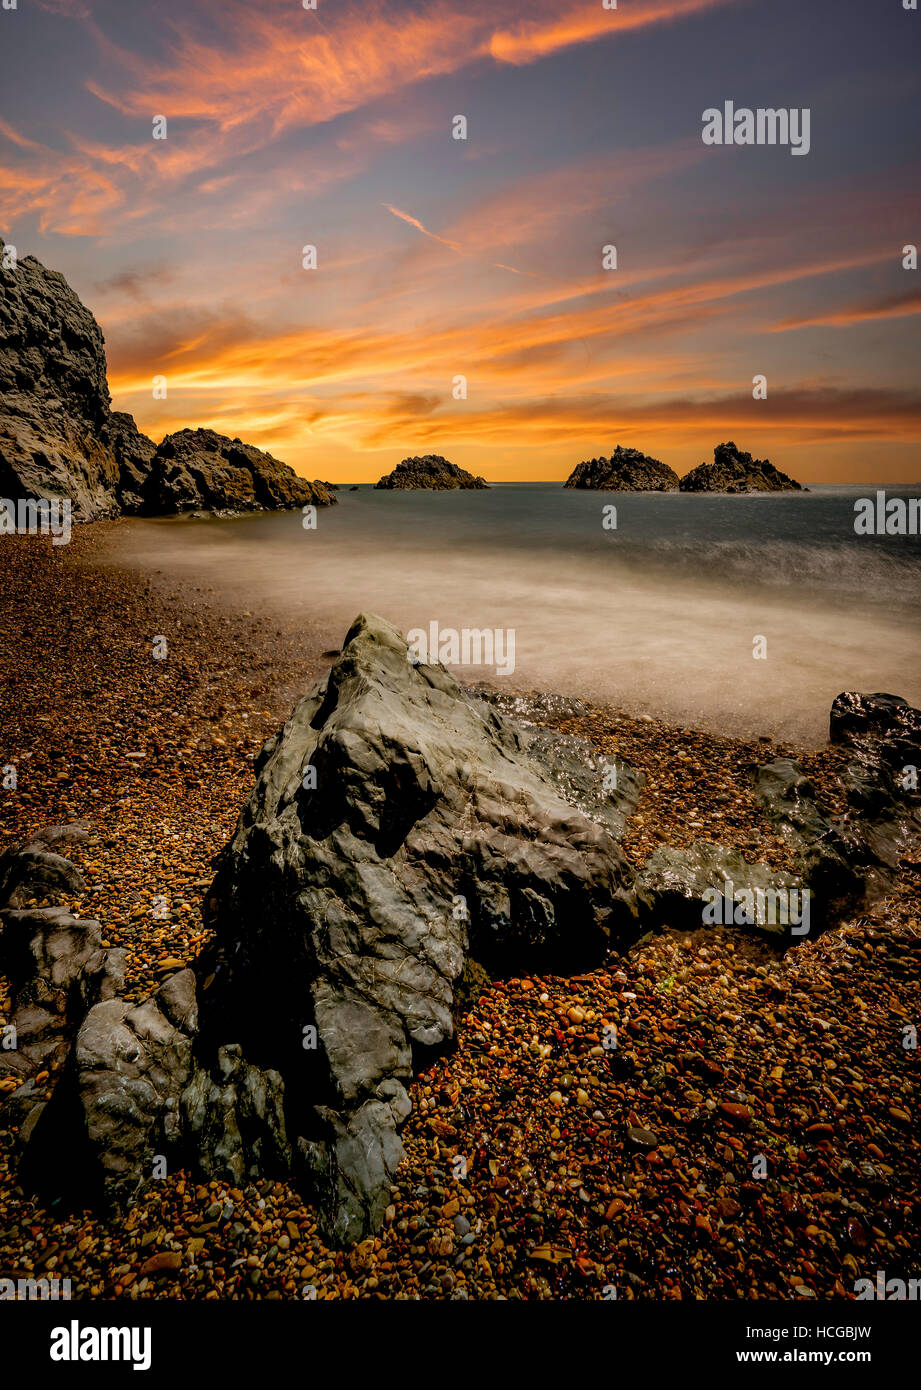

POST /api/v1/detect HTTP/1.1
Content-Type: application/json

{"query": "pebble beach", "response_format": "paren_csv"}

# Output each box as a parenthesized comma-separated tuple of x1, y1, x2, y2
(1, 528, 918, 1301)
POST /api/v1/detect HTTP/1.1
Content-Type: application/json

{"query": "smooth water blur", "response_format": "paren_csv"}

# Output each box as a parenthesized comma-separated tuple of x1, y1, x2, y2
(102, 483, 921, 745)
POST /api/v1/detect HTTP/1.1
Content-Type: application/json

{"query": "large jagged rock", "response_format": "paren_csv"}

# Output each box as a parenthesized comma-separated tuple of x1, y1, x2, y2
(564, 446, 679, 491)
(196, 612, 642, 1239)
(375, 455, 488, 490)
(0, 244, 154, 520)
(679, 442, 803, 493)
(148, 428, 335, 514)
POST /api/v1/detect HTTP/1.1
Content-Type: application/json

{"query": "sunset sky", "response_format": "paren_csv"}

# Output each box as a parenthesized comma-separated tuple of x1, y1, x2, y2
(1, 0, 919, 482)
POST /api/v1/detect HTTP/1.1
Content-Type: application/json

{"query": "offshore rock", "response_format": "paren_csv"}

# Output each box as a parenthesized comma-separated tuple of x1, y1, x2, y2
(564, 446, 679, 491)
(679, 442, 803, 493)
(375, 455, 489, 489)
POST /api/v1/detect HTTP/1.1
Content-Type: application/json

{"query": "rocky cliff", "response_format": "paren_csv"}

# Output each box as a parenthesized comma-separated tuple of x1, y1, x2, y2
(0, 243, 334, 519)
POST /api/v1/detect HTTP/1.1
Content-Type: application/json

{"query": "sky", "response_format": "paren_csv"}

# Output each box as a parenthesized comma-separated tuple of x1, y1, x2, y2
(1, 0, 919, 483)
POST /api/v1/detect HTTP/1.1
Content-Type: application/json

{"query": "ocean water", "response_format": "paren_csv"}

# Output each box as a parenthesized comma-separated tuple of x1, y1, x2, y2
(102, 483, 921, 745)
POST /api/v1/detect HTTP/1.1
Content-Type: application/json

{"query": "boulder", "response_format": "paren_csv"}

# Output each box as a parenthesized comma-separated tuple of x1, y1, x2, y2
(148, 428, 335, 514)
(679, 442, 803, 493)
(196, 611, 642, 1239)
(375, 455, 488, 489)
(564, 446, 679, 491)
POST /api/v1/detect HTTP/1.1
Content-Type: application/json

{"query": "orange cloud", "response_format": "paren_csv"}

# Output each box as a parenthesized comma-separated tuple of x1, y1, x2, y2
(488, 0, 732, 65)
(382, 204, 461, 251)
(775, 287, 921, 331)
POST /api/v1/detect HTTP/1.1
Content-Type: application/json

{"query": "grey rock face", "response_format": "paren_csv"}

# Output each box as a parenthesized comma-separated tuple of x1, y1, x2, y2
(148, 428, 336, 514)
(0, 906, 126, 1087)
(196, 611, 641, 1238)
(375, 455, 489, 489)
(181, 1043, 291, 1190)
(564, 446, 680, 491)
(0, 245, 154, 520)
(679, 442, 803, 493)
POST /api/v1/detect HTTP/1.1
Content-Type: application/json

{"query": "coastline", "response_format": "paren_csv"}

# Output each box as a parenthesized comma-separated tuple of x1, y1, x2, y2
(1, 528, 918, 1300)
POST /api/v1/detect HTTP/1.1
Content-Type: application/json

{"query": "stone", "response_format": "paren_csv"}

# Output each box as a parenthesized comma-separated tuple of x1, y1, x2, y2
(180, 1044, 291, 1190)
(374, 455, 488, 489)
(679, 442, 803, 493)
(0, 846, 85, 907)
(563, 446, 679, 491)
(0, 906, 125, 1081)
(18, 988, 193, 1207)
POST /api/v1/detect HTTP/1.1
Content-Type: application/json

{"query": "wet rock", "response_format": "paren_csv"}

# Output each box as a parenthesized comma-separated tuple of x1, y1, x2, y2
(755, 693, 921, 916)
(626, 840, 804, 941)
(564, 446, 679, 491)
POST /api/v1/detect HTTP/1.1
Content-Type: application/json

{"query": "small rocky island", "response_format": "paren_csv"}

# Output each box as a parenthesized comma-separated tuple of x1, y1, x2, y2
(375, 455, 489, 490)
(679, 442, 804, 493)
(564, 446, 679, 491)
(0, 244, 335, 519)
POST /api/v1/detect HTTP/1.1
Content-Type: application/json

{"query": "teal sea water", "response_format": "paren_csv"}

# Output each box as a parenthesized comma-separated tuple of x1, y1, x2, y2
(105, 483, 921, 745)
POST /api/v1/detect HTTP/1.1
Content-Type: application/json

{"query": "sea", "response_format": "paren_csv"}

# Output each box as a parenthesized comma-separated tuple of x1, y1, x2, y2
(101, 483, 921, 746)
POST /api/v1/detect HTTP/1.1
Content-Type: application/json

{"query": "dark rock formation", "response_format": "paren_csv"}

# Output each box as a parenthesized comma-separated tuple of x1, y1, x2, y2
(0, 244, 152, 520)
(147, 428, 334, 514)
(0, 244, 335, 520)
(564, 446, 679, 491)
(109, 411, 157, 514)
(679, 442, 803, 493)
(755, 692, 921, 919)
(375, 456, 488, 490)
